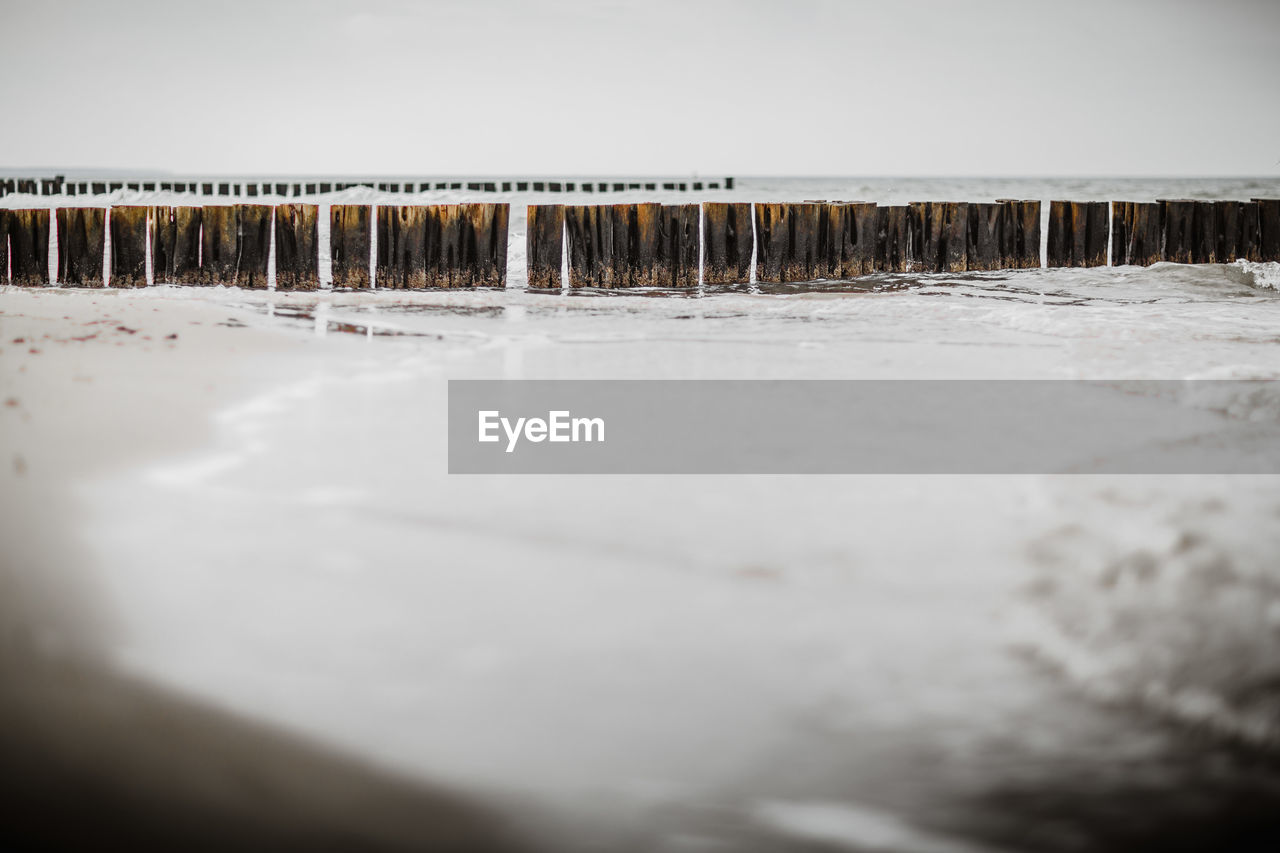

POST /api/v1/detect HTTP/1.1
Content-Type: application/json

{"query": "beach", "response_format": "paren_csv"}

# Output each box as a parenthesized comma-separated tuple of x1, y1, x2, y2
(4, 184, 1280, 849)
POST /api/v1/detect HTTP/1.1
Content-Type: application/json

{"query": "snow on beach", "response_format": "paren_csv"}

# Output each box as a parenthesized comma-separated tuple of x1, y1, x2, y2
(4, 176, 1280, 851)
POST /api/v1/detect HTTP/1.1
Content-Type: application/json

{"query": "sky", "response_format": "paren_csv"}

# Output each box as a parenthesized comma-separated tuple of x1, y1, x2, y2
(3, 0, 1278, 176)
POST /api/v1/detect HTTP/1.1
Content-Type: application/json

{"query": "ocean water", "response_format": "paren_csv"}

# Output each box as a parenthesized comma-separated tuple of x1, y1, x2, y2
(15, 177, 1280, 850)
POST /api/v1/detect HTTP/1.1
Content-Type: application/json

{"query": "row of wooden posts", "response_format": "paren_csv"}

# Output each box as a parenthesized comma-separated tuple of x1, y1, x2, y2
(0, 204, 508, 289)
(3, 199, 1278, 290)
(527, 198, 1280, 287)
(0, 176, 735, 198)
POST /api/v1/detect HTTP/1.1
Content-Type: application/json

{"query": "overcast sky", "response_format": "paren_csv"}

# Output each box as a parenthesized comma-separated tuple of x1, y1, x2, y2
(5, 0, 1278, 176)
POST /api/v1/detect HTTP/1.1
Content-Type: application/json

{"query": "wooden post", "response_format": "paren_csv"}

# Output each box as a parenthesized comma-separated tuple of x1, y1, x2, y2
(0, 209, 8, 282)
(1191, 201, 1217, 264)
(632, 203, 663, 287)
(376, 205, 427, 289)
(150, 206, 175, 282)
(875, 205, 911, 273)
(1047, 201, 1107, 267)
(836, 202, 877, 277)
(526, 204, 564, 289)
(8, 209, 51, 287)
(55, 207, 105, 287)
(662, 204, 698, 287)
(702, 202, 753, 284)
(456, 204, 508, 288)
(109, 206, 148, 288)
(1213, 201, 1242, 263)
(171, 207, 202, 283)
(966, 203, 1003, 271)
(1237, 201, 1261, 263)
(331, 204, 371, 288)
(1111, 202, 1162, 267)
(565, 205, 600, 288)
(1251, 199, 1279, 262)
(200, 206, 238, 285)
(997, 200, 1041, 269)
(275, 204, 319, 290)
(234, 205, 270, 288)
(815, 203, 842, 279)
(753, 203, 790, 282)
(1159, 200, 1195, 264)
(909, 202, 967, 273)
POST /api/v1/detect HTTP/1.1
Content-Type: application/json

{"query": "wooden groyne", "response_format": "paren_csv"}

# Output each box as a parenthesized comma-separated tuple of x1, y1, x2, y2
(5, 198, 1280, 290)
(0, 175, 736, 199)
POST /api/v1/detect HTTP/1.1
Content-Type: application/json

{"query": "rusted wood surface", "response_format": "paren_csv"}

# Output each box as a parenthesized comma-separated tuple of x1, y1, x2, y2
(171, 207, 202, 283)
(996, 200, 1041, 269)
(150, 206, 175, 282)
(1251, 199, 1279, 262)
(200, 206, 238, 285)
(331, 204, 371, 289)
(1047, 201, 1107, 267)
(9, 209, 51, 287)
(55, 207, 105, 287)
(526, 204, 564, 289)
(965, 203, 1003, 271)
(235, 205, 271, 289)
(275, 204, 318, 290)
(1159, 200, 1195, 264)
(663, 204, 699, 287)
(376, 205, 427, 289)
(1110, 202, 1163, 267)
(702, 202, 753, 284)
(109, 206, 149, 288)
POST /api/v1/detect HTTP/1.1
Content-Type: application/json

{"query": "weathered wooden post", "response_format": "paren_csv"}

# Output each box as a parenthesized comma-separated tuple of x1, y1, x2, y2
(1190, 201, 1218, 264)
(233, 204, 270, 288)
(109, 206, 149, 288)
(996, 200, 1041, 269)
(275, 204, 319, 290)
(663, 204, 699, 287)
(1111, 202, 1163, 266)
(565, 205, 600, 287)
(702, 202, 753, 284)
(753, 203, 782, 282)
(526, 204, 564, 289)
(632, 203, 663, 287)
(9, 209, 51, 287)
(875, 205, 911, 273)
(199, 206, 238, 285)
(331, 204, 371, 288)
(1159, 200, 1195, 264)
(463, 203, 508, 288)
(1212, 201, 1242, 263)
(56, 207, 106, 287)
(836, 202, 877, 277)
(815, 203, 842, 279)
(151, 206, 176, 282)
(1252, 199, 1280, 262)
(966, 203, 1003, 271)
(170, 207, 202, 283)
(909, 202, 967, 273)
(376, 205, 427, 289)
(1236, 201, 1261, 262)
(1047, 201, 1107, 267)
(0, 209, 8, 281)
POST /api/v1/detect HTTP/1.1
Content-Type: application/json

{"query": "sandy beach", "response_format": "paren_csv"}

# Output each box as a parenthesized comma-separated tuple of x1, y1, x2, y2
(3, 277, 1280, 851)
